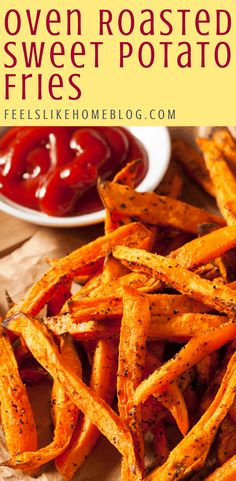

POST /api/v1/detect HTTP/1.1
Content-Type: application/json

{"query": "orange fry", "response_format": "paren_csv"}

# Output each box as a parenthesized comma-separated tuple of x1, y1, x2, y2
(113, 159, 143, 187)
(105, 159, 143, 234)
(197, 138, 236, 225)
(98, 180, 224, 233)
(64, 293, 208, 322)
(172, 137, 215, 196)
(212, 128, 236, 169)
(0, 328, 37, 456)
(44, 312, 227, 343)
(148, 313, 227, 343)
(118, 287, 150, 480)
(158, 382, 189, 436)
(216, 415, 236, 466)
(170, 225, 236, 269)
(64, 297, 122, 322)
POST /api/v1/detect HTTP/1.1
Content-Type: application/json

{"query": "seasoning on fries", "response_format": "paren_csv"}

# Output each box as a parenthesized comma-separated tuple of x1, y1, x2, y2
(197, 137, 236, 225)
(2, 130, 236, 481)
(172, 137, 215, 196)
(98, 179, 225, 234)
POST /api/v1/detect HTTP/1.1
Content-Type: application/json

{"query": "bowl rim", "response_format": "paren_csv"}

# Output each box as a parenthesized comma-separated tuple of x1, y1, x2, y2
(0, 126, 171, 228)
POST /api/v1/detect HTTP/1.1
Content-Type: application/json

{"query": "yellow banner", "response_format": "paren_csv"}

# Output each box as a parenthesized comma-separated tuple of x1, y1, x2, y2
(0, 0, 235, 125)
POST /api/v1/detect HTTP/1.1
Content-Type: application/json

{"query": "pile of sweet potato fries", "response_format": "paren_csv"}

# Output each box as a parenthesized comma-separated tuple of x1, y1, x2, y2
(1, 128, 236, 481)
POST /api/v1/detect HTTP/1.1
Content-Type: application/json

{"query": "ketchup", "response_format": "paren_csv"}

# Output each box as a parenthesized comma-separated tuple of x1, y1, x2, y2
(0, 127, 148, 217)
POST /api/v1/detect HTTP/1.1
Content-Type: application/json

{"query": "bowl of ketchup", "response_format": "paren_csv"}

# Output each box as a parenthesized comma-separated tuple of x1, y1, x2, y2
(0, 126, 170, 227)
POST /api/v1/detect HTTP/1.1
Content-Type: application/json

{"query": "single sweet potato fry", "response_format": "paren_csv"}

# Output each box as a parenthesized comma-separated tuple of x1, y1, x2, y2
(105, 159, 143, 233)
(212, 128, 236, 171)
(149, 295, 208, 316)
(229, 395, 236, 424)
(64, 293, 208, 323)
(65, 297, 122, 322)
(172, 137, 215, 196)
(51, 334, 82, 423)
(98, 180, 224, 234)
(0, 328, 37, 456)
(197, 138, 236, 225)
(118, 287, 150, 480)
(113, 159, 143, 187)
(158, 382, 189, 436)
(170, 225, 236, 269)
(44, 312, 227, 343)
(150, 313, 227, 342)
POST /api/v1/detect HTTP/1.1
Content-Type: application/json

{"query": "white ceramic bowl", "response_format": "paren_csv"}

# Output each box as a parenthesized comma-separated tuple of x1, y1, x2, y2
(0, 126, 171, 227)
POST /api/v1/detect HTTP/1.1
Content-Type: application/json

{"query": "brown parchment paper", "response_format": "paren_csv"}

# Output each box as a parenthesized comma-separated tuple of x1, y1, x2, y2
(0, 126, 234, 481)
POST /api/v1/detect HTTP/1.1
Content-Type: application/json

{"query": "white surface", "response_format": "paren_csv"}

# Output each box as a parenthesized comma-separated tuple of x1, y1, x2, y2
(0, 127, 171, 227)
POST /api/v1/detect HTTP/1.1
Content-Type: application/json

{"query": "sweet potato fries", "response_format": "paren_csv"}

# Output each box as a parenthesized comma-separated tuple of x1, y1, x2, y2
(1, 129, 236, 481)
